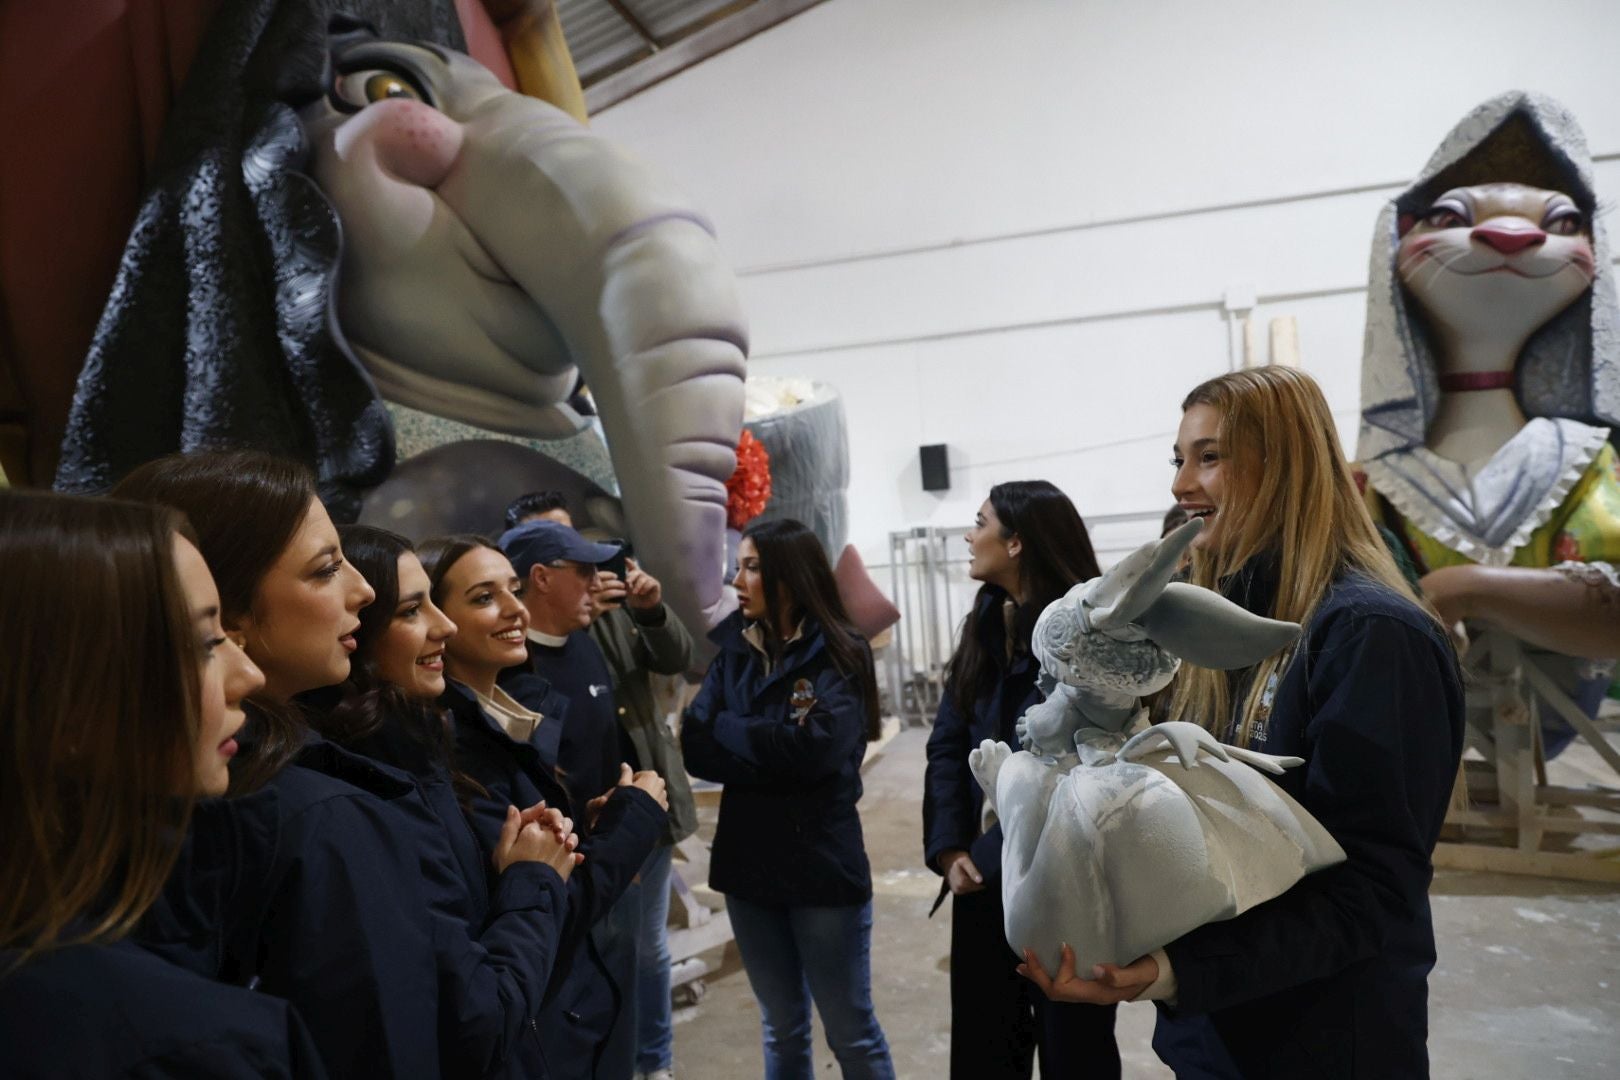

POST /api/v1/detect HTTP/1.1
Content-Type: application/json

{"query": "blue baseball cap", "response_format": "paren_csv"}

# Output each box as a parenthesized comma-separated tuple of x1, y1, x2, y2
(498, 521, 622, 579)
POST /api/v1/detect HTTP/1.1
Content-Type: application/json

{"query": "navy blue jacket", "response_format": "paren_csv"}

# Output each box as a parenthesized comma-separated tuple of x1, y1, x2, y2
(318, 702, 570, 1080)
(922, 588, 1040, 884)
(445, 681, 665, 1079)
(137, 738, 443, 1078)
(1158, 564, 1464, 1079)
(0, 935, 328, 1078)
(681, 613, 874, 908)
(501, 635, 623, 806)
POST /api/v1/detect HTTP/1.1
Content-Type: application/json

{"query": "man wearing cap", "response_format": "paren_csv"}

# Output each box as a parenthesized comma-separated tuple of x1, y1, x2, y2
(504, 494, 696, 1080)
(498, 522, 629, 821)
(499, 518, 646, 1080)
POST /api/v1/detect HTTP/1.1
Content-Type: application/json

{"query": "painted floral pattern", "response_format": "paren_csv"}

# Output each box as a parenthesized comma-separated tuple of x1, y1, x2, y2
(1400, 442, 1620, 573)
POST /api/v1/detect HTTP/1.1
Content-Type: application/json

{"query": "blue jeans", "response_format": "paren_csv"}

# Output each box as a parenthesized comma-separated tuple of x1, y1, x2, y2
(633, 844, 675, 1073)
(726, 895, 895, 1080)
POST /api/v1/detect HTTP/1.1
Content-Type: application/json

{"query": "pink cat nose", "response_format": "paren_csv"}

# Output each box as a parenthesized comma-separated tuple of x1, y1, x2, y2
(1471, 224, 1546, 255)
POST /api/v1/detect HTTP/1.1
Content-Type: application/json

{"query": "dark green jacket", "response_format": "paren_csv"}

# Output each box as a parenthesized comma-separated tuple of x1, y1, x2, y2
(589, 603, 698, 844)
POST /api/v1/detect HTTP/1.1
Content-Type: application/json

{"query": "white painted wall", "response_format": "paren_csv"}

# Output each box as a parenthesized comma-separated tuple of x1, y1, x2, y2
(593, 0, 1620, 566)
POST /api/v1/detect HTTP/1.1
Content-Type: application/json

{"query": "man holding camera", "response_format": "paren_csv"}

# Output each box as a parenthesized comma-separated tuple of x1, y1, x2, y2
(502, 494, 697, 1080)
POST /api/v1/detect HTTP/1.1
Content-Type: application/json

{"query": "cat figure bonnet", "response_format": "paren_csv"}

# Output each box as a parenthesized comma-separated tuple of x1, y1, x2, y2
(969, 519, 1346, 977)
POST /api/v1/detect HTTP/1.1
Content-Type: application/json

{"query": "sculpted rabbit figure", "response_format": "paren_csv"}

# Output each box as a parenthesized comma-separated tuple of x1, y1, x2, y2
(969, 519, 1346, 976)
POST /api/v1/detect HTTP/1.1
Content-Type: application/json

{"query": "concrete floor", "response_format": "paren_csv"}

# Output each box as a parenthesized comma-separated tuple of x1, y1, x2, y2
(666, 727, 1620, 1079)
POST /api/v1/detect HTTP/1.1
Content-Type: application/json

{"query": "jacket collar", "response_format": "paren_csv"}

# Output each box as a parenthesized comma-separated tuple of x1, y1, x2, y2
(138, 793, 281, 978)
(443, 679, 510, 744)
(294, 728, 416, 799)
(969, 585, 1034, 672)
(1219, 549, 1283, 619)
(710, 610, 831, 688)
(712, 610, 827, 658)
(443, 678, 564, 768)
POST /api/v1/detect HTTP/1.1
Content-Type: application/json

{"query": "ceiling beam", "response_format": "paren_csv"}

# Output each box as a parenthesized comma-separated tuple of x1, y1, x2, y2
(585, 0, 827, 113)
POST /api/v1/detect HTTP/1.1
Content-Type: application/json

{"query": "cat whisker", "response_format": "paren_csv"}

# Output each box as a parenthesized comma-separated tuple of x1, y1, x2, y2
(1415, 248, 1466, 290)
(1397, 250, 1437, 276)
(1397, 245, 1452, 279)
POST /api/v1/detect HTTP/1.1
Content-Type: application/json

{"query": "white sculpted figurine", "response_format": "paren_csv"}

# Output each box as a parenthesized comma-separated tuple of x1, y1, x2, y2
(969, 520, 1346, 976)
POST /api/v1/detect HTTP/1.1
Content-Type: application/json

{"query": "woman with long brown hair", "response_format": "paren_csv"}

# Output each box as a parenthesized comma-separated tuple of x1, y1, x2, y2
(115, 451, 575, 1079)
(311, 524, 581, 1079)
(421, 532, 669, 1080)
(680, 517, 894, 1080)
(0, 490, 326, 1077)
(1020, 367, 1465, 1079)
(921, 479, 1116, 1080)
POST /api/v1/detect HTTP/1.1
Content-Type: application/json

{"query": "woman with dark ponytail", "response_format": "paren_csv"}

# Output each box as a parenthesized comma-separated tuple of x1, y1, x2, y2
(922, 480, 1119, 1080)
(681, 518, 894, 1079)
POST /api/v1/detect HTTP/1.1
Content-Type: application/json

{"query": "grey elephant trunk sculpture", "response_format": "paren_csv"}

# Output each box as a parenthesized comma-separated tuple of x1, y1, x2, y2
(301, 36, 746, 633)
(968, 520, 1345, 976)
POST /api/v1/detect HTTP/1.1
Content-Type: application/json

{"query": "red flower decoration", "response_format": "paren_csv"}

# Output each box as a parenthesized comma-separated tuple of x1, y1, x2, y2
(726, 429, 772, 531)
(1552, 531, 1582, 563)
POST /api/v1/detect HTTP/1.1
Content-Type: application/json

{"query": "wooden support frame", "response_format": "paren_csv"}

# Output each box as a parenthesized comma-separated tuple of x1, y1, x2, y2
(1440, 629, 1620, 881)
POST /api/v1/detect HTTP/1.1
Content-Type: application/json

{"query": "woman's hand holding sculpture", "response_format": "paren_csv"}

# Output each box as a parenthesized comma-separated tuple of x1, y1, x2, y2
(971, 520, 1339, 989)
(1018, 944, 1158, 1005)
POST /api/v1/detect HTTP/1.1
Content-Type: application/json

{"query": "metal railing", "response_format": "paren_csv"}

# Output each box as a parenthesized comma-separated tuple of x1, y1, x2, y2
(882, 510, 1167, 726)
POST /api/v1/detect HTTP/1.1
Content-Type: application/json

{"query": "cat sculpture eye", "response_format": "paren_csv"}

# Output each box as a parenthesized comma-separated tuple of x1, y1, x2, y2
(1543, 206, 1584, 235)
(1423, 203, 1470, 229)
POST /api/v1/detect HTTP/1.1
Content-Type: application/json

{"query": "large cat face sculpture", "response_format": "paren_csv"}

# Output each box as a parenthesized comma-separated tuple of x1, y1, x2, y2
(300, 33, 748, 630)
(1359, 92, 1620, 477)
(1397, 182, 1594, 352)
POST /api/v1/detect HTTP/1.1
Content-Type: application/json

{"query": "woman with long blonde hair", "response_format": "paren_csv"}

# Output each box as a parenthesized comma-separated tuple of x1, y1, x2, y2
(1167, 365, 1437, 745)
(1021, 368, 1465, 1079)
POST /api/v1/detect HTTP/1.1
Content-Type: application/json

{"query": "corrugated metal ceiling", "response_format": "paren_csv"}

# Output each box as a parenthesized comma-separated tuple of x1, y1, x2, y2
(557, 0, 756, 85)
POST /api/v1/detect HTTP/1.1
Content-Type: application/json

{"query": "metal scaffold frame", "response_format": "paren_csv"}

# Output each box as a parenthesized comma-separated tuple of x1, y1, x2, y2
(886, 525, 971, 727)
(882, 510, 1178, 727)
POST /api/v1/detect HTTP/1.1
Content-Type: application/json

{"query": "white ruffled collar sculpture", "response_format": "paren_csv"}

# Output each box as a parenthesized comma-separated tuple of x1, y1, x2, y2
(969, 519, 1345, 975)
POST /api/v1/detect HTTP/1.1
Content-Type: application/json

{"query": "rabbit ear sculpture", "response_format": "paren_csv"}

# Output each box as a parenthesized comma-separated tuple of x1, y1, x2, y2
(972, 520, 1344, 978)
(1024, 520, 1302, 743)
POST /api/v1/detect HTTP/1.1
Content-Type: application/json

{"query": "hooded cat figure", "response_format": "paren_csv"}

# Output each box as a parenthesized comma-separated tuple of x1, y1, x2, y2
(1357, 91, 1619, 740)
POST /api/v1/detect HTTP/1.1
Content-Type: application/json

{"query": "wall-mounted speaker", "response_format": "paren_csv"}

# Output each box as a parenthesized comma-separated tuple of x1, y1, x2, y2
(920, 444, 950, 492)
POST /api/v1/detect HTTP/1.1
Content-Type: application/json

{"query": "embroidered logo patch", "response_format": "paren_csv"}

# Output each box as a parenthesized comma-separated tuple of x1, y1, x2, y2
(1253, 670, 1280, 745)
(790, 679, 816, 725)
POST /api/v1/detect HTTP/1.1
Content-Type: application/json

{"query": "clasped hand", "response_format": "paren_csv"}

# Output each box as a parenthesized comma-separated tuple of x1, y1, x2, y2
(492, 801, 582, 879)
(585, 763, 670, 829)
